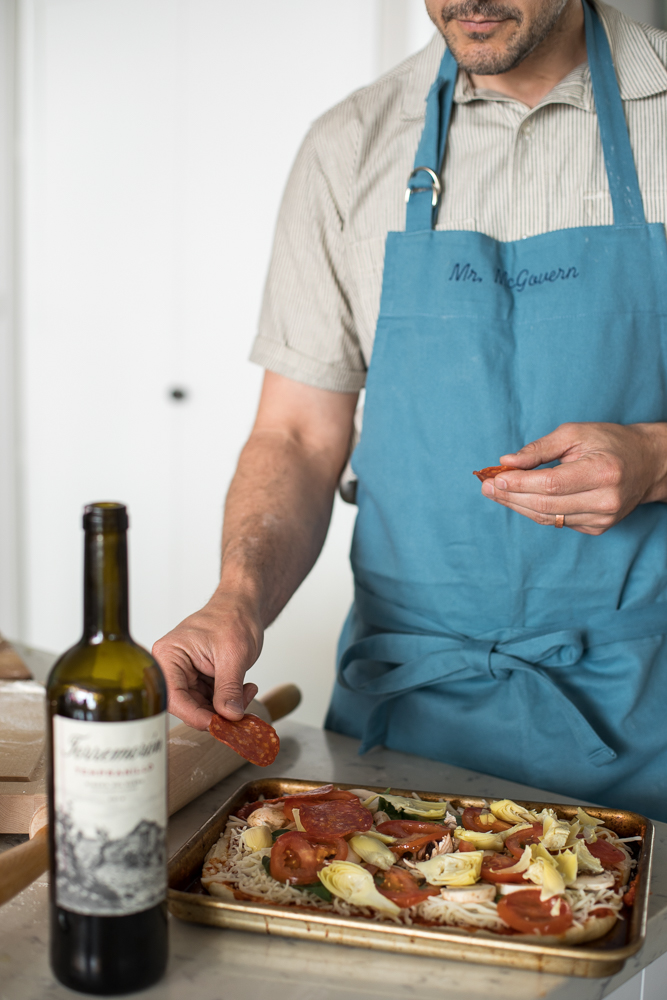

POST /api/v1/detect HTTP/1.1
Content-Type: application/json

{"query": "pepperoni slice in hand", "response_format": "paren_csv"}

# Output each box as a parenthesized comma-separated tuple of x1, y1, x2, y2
(505, 824, 544, 859)
(270, 832, 347, 885)
(208, 712, 280, 766)
(587, 838, 626, 869)
(481, 853, 528, 884)
(297, 798, 373, 838)
(462, 807, 512, 835)
(497, 889, 573, 936)
(473, 465, 516, 483)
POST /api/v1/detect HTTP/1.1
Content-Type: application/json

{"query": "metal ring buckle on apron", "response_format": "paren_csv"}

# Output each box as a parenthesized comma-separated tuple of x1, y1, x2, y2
(405, 166, 442, 207)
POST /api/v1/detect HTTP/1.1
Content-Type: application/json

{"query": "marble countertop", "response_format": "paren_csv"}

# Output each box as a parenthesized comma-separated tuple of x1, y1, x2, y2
(1, 709, 665, 1000)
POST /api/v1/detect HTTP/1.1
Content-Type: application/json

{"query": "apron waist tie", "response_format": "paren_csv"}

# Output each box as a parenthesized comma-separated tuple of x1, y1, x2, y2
(338, 597, 667, 765)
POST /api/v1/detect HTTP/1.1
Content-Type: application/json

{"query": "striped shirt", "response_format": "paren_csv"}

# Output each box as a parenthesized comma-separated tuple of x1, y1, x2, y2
(250, 1, 667, 394)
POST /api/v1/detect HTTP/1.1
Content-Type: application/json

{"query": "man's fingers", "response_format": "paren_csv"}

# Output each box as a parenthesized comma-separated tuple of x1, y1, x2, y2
(168, 687, 215, 731)
(212, 658, 250, 721)
(243, 682, 259, 710)
(485, 454, 602, 497)
(500, 423, 583, 473)
(490, 497, 611, 535)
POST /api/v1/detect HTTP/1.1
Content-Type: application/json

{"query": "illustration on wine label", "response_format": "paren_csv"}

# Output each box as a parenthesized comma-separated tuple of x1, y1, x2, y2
(53, 714, 167, 916)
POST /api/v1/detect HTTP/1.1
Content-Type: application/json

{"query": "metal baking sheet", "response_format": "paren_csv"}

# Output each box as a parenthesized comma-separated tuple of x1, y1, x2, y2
(167, 778, 653, 977)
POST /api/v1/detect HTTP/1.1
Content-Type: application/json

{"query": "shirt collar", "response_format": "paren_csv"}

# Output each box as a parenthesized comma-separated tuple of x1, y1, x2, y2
(401, 0, 667, 120)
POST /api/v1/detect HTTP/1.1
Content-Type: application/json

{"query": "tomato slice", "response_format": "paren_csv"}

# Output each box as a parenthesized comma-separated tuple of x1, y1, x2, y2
(270, 831, 347, 885)
(462, 807, 512, 835)
(481, 853, 528, 884)
(376, 820, 446, 838)
(375, 866, 441, 908)
(389, 836, 439, 857)
(587, 838, 626, 869)
(497, 889, 574, 936)
(457, 839, 479, 853)
(283, 789, 358, 822)
(505, 824, 544, 859)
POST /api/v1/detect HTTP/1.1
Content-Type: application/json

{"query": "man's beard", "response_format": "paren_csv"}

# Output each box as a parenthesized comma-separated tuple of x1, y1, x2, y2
(437, 1, 570, 75)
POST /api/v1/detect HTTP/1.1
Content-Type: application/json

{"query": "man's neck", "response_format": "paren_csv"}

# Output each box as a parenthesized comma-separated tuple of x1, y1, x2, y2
(469, 1, 587, 109)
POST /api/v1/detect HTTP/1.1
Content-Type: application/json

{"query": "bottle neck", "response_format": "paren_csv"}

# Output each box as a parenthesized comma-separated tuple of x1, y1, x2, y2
(83, 529, 130, 641)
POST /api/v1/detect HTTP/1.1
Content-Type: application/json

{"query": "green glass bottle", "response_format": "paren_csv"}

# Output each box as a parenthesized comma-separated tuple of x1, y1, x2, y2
(46, 502, 168, 994)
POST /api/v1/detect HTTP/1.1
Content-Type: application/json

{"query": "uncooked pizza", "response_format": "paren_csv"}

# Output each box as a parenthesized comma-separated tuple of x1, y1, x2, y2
(200, 786, 641, 943)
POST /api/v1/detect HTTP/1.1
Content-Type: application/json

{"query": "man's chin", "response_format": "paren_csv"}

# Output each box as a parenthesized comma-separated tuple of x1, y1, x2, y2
(443, 29, 523, 75)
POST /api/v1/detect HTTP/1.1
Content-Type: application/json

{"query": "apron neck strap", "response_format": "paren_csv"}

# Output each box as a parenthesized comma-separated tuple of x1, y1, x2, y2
(406, 0, 646, 233)
(583, 0, 645, 225)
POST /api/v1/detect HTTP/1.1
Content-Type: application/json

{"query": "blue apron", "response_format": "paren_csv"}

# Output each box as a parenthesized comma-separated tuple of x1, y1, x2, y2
(325, 1, 667, 822)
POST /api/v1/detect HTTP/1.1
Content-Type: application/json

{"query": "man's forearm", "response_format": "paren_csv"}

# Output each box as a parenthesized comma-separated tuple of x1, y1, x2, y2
(214, 426, 341, 626)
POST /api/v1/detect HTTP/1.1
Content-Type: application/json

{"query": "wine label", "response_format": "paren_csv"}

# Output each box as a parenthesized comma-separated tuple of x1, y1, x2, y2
(53, 713, 167, 916)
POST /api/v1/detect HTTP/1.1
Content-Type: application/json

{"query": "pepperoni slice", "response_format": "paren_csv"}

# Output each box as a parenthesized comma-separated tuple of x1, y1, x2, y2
(297, 798, 373, 838)
(208, 712, 280, 766)
(473, 465, 516, 483)
(283, 789, 358, 821)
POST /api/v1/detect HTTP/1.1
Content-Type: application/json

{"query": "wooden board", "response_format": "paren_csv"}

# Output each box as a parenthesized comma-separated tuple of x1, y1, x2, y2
(0, 757, 46, 834)
(0, 637, 31, 680)
(0, 681, 46, 781)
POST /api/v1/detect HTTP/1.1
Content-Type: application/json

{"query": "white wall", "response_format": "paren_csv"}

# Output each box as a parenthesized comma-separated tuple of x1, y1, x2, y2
(14, 0, 434, 726)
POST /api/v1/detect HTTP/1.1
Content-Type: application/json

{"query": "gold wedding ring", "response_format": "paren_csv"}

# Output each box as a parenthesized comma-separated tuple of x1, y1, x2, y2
(555, 514, 565, 529)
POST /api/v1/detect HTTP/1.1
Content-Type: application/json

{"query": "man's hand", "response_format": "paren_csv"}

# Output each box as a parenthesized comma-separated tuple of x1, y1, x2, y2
(152, 590, 262, 731)
(480, 422, 667, 535)
(152, 372, 358, 730)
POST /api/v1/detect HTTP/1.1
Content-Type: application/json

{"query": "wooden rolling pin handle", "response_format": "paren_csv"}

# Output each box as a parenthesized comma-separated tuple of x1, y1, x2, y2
(259, 682, 301, 722)
(0, 822, 49, 907)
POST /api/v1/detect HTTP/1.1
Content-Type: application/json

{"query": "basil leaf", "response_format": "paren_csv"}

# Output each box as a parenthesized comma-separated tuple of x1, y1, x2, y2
(293, 882, 332, 903)
(378, 796, 403, 820)
(261, 855, 273, 877)
(271, 829, 292, 843)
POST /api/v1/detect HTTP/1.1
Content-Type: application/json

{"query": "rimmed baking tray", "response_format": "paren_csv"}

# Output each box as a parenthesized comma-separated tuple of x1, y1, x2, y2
(167, 778, 653, 977)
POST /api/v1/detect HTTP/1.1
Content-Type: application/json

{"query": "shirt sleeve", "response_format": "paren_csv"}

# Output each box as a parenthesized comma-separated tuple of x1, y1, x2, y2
(250, 126, 367, 393)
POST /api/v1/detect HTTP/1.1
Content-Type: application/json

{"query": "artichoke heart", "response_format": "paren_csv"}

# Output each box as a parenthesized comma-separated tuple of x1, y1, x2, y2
(489, 799, 539, 825)
(525, 845, 565, 901)
(362, 828, 397, 845)
(572, 838, 604, 873)
(538, 810, 572, 851)
(317, 862, 401, 915)
(413, 850, 483, 886)
(380, 793, 448, 819)
(241, 825, 273, 852)
(554, 849, 578, 886)
(576, 807, 602, 843)
(455, 827, 504, 852)
(349, 834, 397, 870)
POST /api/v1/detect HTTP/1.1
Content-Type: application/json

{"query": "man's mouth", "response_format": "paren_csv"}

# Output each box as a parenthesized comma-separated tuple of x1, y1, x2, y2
(457, 18, 508, 31)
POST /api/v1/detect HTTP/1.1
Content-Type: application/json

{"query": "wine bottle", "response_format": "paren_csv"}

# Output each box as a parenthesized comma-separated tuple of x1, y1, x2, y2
(47, 502, 168, 995)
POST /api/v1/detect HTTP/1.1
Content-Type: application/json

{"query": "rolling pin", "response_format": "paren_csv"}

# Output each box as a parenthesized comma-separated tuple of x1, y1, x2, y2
(0, 683, 301, 907)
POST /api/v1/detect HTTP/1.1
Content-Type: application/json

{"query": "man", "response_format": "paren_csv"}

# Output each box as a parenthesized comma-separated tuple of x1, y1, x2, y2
(153, 1, 667, 820)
